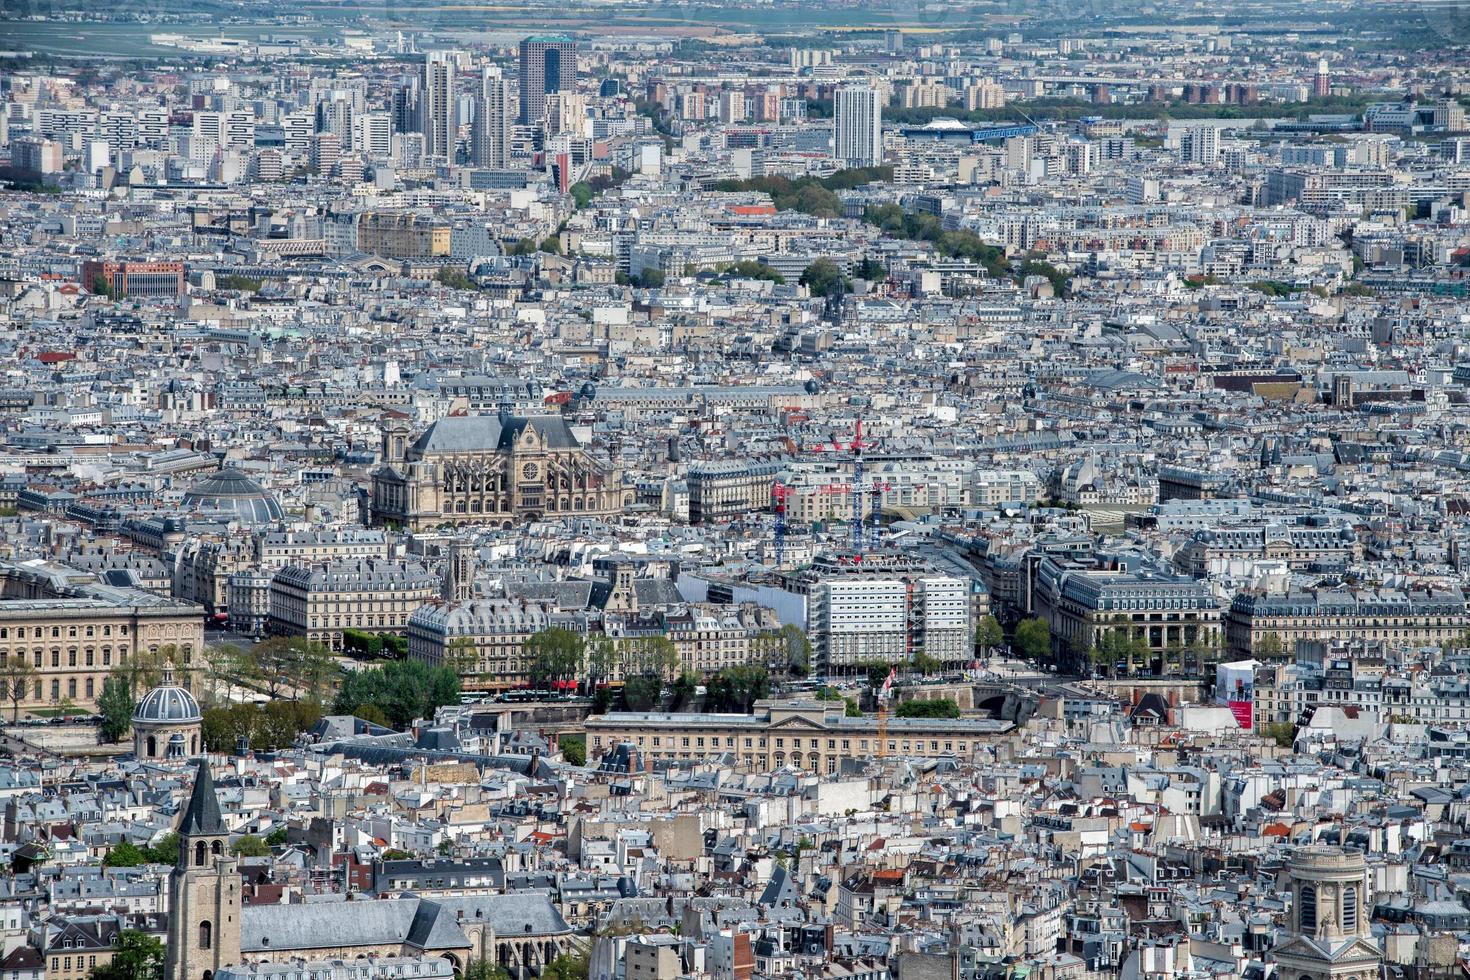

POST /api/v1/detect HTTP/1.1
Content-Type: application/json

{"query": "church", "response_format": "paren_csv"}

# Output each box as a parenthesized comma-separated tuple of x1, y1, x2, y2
(370, 414, 628, 531)
(165, 760, 577, 980)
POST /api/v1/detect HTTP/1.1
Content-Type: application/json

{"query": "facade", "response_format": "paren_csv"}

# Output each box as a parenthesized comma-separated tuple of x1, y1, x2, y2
(1032, 557, 1223, 675)
(357, 212, 451, 259)
(80, 260, 185, 299)
(1225, 588, 1470, 658)
(519, 36, 578, 125)
(834, 86, 882, 168)
(0, 559, 204, 712)
(584, 700, 1013, 774)
(687, 460, 781, 525)
(268, 559, 439, 651)
(165, 762, 243, 980)
(370, 415, 627, 531)
(1173, 520, 1360, 576)
(408, 597, 559, 690)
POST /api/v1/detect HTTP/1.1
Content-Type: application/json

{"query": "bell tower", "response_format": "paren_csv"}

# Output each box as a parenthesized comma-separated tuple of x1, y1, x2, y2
(1270, 845, 1381, 980)
(166, 760, 242, 980)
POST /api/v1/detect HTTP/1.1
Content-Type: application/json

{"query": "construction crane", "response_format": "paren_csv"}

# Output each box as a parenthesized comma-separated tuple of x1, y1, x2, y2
(771, 480, 791, 567)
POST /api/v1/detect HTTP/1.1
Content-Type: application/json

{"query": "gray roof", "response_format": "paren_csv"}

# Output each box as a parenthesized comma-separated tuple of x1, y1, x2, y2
(409, 415, 582, 457)
(239, 894, 570, 954)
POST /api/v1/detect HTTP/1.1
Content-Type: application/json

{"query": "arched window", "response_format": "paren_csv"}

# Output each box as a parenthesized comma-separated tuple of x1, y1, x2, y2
(1299, 884, 1317, 932)
(195, 841, 207, 867)
(211, 840, 222, 856)
(1343, 885, 1358, 932)
(199, 920, 212, 950)
(147, 735, 157, 757)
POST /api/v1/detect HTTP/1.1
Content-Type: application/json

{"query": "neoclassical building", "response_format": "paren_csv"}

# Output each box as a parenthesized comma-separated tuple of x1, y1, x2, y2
(370, 415, 628, 531)
(132, 663, 203, 761)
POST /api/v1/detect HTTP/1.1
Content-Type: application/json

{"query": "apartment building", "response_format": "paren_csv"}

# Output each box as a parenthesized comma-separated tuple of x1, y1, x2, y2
(269, 559, 439, 651)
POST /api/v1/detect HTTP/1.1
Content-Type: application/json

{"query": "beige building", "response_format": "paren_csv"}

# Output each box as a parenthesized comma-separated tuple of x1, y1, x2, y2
(371, 415, 628, 532)
(1225, 588, 1469, 658)
(0, 559, 203, 712)
(584, 699, 1012, 774)
(268, 559, 439, 651)
(357, 211, 451, 259)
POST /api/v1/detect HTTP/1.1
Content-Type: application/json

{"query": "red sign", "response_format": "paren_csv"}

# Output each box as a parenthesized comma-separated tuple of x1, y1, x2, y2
(1228, 700, 1253, 729)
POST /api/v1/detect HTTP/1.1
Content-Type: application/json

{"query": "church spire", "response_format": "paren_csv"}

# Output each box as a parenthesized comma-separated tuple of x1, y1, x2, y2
(179, 758, 226, 838)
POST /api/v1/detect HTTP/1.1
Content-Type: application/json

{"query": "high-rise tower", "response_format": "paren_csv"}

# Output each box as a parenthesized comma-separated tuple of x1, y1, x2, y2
(519, 35, 578, 125)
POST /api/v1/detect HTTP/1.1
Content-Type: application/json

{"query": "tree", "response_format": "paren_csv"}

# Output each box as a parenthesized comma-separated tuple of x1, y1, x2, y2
(621, 674, 663, 711)
(542, 951, 590, 980)
(560, 733, 587, 767)
(230, 834, 270, 857)
(853, 256, 886, 280)
(0, 657, 35, 722)
(199, 643, 250, 703)
(539, 235, 562, 255)
(103, 841, 147, 867)
(265, 827, 289, 846)
(721, 260, 786, 284)
(330, 659, 461, 729)
(569, 182, 594, 209)
(97, 673, 135, 743)
(247, 636, 337, 702)
(800, 258, 849, 299)
(465, 959, 514, 980)
(525, 628, 585, 690)
(1254, 632, 1286, 660)
(585, 633, 619, 691)
(143, 832, 180, 866)
(976, 615, 1003, 658)
(90, 931, 164, 980)
(894, 699, 961, 719)
(382, 848, 414, 861)
(1014, 618, 1051, 663)
(911, 651, 941, 676)
(705, 666, 771, 712)
(632, 268, 665, 288)
(1265, 722, 1295, 749)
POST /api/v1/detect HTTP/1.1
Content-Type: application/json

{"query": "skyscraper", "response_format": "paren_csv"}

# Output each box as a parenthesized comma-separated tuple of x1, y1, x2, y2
(834, 85, 882, 168)
(1314, 57, 1330, 99)
(422, 50, 456, 160)
(519, 35, 578, 125)
(473, 65, 512, 168)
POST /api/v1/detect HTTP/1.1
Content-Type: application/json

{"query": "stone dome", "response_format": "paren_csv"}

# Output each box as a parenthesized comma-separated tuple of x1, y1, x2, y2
(182, 467, 284, 525)
(133, 665, 202, 724)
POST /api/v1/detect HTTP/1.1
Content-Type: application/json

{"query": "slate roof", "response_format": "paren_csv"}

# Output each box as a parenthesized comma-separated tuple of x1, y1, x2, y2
(409, 414, 582, 457)
(178, 760, 226, 837)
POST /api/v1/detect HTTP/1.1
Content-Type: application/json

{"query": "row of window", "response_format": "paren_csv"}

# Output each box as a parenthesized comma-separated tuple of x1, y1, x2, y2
(591, 733, 974, 755)
(0, 624, 128, 639)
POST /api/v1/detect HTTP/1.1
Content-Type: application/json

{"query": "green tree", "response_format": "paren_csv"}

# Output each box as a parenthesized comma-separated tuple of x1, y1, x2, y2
(230, 834, 270, 857)
(620, 674, 664, 711)
(265, 827, 289, 846)
(0, 656, 36, 722)
(1265, 722, 1295, 749)
(853, 256, 886, 280)
(1014, 618, 1051, 663)
(542, 950, 590, 980)
(465, 959, 514, 980)
(721, 260, 786, 284)
(103, 841, 147, 867)
(1254, 632, 1286, 660)
(861, 660, 894, 691)
(330, 659, 461, 729)
(800, 258, 849, 299)
(560, 733, 587, 766)
(632, 268, 665, 288)
(894, 698, 961, 719)
(382, 848, 414, 860)
(977, 615, 1003, 658)
(142, 832, 180, 866)
(91, 931, 164, 980)
(539, 235, 563, 255)
(97, 673, 135, 743)
(910, 651, 941, 676)
(569, 182, 594, 209)
(705, 665, 771, 712)
(525, 628, 585, 690)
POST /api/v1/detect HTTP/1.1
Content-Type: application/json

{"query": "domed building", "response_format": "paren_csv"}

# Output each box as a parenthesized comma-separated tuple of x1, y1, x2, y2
(132, 663, 203, 760)
(181, 467, 284, 525)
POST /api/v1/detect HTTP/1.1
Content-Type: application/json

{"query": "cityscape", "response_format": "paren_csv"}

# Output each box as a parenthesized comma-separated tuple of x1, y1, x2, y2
(1, 1, 1469, 978)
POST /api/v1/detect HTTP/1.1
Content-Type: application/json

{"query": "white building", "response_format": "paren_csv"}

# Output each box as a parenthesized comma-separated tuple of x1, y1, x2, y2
(834, 85, 882, 168)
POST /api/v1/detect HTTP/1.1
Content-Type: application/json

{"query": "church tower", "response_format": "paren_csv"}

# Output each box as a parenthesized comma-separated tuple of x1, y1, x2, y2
(166, 760, 242, 980)
(1269, 845, 1381, 980)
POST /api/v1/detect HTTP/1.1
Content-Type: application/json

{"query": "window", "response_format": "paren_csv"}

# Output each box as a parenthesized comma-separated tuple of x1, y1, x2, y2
(199, 920, 212, 949)
(1342, 886, 1357, 932)
(1299, 884, 1317, 931)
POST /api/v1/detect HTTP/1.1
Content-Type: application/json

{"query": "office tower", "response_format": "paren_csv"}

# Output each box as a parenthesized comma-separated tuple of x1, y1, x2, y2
(519, 35, 578, 125)
(834, 85, 882, 168)
(392, 79, 420, 135)
(422, 50, 456, 159)
(1314, 57, 1330, 99)
(473, 66, 512, 168)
